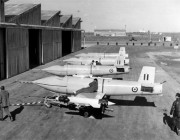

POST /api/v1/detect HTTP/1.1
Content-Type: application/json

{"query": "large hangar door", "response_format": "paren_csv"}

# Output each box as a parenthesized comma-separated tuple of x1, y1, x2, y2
(0, 28, 6, 80)
(62, 31, 72, 56)
(29, 29, 41, 69)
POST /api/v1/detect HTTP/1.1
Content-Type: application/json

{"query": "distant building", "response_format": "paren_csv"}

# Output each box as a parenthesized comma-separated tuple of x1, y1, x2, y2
(163, 36, 172, 42)
(94, 29, 126, 36)
(139, 29, 147, 33)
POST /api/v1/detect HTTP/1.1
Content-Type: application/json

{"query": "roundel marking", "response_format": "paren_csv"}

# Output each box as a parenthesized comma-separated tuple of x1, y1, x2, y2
(109, 69, 113, 73)
(132, 87, 138, 92)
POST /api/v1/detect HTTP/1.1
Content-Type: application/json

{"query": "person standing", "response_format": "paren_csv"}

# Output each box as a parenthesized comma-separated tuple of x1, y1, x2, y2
(0, 91, 3, 121)
(170, 93, 180, 132)
(0, 86, 13, 121)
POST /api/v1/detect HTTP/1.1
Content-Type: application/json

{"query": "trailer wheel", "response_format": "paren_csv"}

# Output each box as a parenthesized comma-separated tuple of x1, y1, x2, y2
(44, 100, 52, 108)
(45, 103, 52, 108)
(79, 107, 92, 118)
(83, 111, 90, 118)
(176, 127, 180, 136)
(101, 105, 105, 114)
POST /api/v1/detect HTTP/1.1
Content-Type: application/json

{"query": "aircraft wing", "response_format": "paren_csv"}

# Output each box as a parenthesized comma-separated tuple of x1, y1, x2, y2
(75, 92, 105, 99)
(69, 92, 114, 108)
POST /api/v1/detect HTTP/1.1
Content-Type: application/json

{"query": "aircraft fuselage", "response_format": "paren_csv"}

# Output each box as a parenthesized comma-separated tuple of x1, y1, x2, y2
(42, 65, 129, 76)
(32, 76, 162, 96)
(64, 57, 129, 65)
(76, 53, 129, 58)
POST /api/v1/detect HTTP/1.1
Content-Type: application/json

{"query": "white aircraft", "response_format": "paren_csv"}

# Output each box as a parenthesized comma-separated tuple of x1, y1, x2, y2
(76, 47, 129, 58)
(41, 64, 130, 76)
(63, 55, 129, 66)
(43, 93, 114, 118)
(21, 66, 163, 98)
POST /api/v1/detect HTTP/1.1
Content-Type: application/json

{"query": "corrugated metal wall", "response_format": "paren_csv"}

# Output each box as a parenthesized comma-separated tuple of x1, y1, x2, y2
(53, 30, 62, 59)
(72, 31, 81, 52)
(9, 5, 41, 25)
(6, 28, 29, 78)
(0, 28, 5, 80)
(42, 29, 62, 64)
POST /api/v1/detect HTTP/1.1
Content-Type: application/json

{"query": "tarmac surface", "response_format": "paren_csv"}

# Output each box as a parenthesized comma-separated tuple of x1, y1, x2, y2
(0, 44, 180, 140)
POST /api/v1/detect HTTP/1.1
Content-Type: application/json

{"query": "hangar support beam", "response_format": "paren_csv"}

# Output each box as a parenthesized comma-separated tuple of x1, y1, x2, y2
(0, 0, 9, 22)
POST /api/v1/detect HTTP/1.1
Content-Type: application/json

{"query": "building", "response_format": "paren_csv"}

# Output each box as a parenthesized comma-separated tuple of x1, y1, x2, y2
(41, 10, 62, 64)
(5, 4, 41, 25)
(0, 2, 82, 80)
(94, 29, 126, 36)
(72, 17, 82, 52)
(163, 36, 172, 42)
(5, 3, 42, 77)
(60, 15, 72, 28)
(41, 10, 60, 27)
(60, 15, 73, 56)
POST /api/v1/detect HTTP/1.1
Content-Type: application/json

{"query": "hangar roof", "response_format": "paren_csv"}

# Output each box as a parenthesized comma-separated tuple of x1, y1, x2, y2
(41, 10, 60, 21)
(72, 17, 81, 26)
(60, 15, 72, 24)
(5, 4, 39, 16)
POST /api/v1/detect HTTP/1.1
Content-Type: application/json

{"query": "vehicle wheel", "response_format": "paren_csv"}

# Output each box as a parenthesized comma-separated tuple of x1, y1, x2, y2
(44, 102, 52, 108)
(101, 105, 105, 114)
(83, 111, 89, 118)
(176, 127, 180, 136)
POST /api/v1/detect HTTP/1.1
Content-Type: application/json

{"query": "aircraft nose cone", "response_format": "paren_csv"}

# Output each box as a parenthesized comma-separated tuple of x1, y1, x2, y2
(42, 65, 64, 75)
(108, 101, 115, 106)
(64, 58, 78, 61)
(33, 76, 60, 85)
(42, 65, 62, 71)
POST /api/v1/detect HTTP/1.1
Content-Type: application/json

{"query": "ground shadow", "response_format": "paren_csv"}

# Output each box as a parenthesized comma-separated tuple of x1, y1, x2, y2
(93, 113, 114, 119)
(10, 106, 24, 121)
(65, 111, 114, 119)
(109, 96, 156, 107)
(65, 111, 80, 116)
(163, 113, 173, 130)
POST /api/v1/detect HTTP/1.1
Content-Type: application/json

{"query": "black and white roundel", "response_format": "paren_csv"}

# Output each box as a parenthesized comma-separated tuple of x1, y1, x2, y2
(109, 69, 113, 73)
(132, 87, 138, 92)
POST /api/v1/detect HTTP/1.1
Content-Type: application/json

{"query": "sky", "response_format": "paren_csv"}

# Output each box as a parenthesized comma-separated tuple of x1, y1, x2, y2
(7, 0, 180, 32)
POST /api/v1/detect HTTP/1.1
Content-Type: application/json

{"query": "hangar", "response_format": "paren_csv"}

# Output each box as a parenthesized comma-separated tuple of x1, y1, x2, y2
(5, 4, 42, 77)
(60, 15, 73, 56)
(41, 10, 62, 64)
(72, 17, 82, 52)
(0, 2, 83, 80)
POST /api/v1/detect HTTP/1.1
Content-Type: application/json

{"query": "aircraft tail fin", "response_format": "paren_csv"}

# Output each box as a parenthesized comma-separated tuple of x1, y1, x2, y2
(138, 66, 155, 84)
(114, 56, 125, 66)
(118, 47, 128, 58)
(119, 47, 125, 55)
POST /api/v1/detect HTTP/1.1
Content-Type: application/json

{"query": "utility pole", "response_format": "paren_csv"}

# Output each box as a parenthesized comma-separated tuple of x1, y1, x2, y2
(0, 0, 9, 22)
(125, 25, 126, 32)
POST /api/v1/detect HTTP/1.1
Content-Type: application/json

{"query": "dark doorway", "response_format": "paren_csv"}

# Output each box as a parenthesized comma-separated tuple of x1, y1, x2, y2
(0, 28, 6, 80)
(29, 29, 41, 69)
(62, 31, 72, 56)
